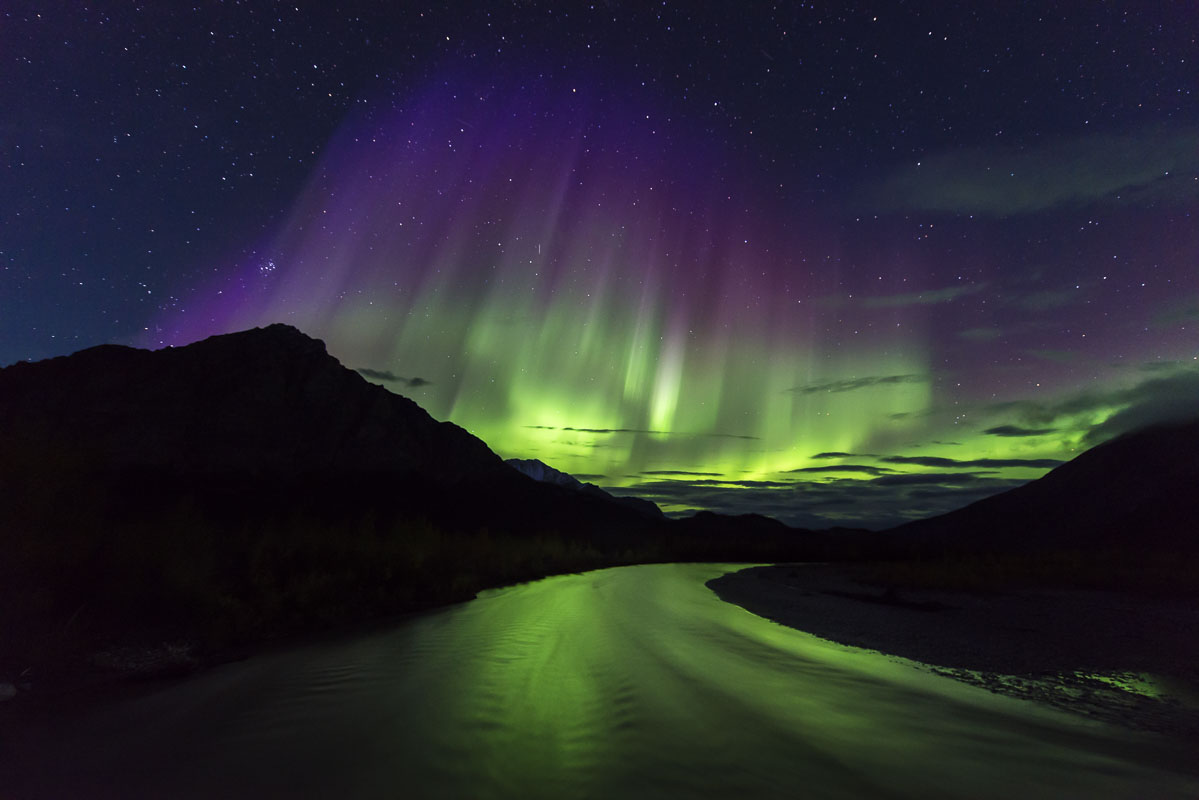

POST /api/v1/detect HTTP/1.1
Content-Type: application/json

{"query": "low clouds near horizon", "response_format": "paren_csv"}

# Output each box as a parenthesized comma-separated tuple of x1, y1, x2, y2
(526, 425, 759, 441)
(356, 368, 432, 389)
(614, 365, 1199, 530)
(611, 471, 1029, 531)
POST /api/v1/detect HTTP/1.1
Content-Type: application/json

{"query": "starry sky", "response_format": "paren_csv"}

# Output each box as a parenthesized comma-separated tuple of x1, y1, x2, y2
(3, 2, 1197, 528)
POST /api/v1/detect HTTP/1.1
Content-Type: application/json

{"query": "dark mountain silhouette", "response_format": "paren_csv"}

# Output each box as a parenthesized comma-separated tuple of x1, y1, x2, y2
(0, 323, 506, 482)
(0, 324, 673, 537)
(0, 325, 821, 688)
(506, 458, 663, 518)
(8, 322, 1190, 692)
(889, 417, 1199, 555)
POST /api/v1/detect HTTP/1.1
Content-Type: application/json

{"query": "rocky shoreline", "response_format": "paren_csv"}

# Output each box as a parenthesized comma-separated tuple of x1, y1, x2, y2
(708, 563, 1199, 739)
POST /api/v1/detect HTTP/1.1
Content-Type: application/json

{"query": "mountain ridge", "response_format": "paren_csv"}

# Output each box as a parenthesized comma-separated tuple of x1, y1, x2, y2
(0, 324, 824, 691)
(0, 323, 506, 482)
(506, 457, 664, 518)
(889, 417, 1199, 555)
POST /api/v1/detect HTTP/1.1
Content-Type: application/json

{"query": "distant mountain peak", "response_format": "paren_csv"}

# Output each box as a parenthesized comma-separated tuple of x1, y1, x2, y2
(506, 457, 663, 518)
(506, 458, 586, 490)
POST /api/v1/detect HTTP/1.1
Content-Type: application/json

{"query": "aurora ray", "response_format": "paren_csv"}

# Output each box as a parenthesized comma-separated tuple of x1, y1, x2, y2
(154, 74, 1198, 526)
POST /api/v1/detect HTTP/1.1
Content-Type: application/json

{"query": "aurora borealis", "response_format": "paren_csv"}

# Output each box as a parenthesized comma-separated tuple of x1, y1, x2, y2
(4, 4, 1197, 527)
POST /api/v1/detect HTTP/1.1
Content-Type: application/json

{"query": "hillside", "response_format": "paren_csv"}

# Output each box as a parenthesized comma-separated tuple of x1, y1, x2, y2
(0, 323, 504, 481)
(890, 418, 1199, 556)
(506, 457, 664, 518)
(0, 325, 822, 689)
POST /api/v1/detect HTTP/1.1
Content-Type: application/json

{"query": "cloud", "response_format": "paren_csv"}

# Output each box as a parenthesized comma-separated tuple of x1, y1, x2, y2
(957, 327, 1003, 342)
(983, 425, 1056, 437)
(989, 367, 1199, 444)
(818, 283, 984, 310)
(870, 125, 1199, 215)
(888, 409, 937, 420)
(655, 478, 795, 489)
(357, 367, 399, 381)
(617, 472, 1030, 531)
(1081, 370, 1199, 445)
(880, 455, 1064, 469)
(1139, 360, 1195, 374)
(611, 367, 1199, 531)
(526, 425, 758, 440)
(790, 373, 927, 395)
(865, 285, 985, 308)
(870, 471, 990, 486)
(356, 368, 432, 388)
(787, 465, 893, 477)
(641, 470, 723, 477)
(1152, 297, 1199, 328)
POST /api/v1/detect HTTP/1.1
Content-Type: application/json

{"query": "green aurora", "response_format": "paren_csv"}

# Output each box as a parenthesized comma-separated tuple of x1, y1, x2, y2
(157, 79, 1199, 528)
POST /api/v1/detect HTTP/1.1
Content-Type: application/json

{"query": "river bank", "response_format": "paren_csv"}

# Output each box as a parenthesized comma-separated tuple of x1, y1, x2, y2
(5, 563, 1198, 800)
(708, 563, 1199, 739)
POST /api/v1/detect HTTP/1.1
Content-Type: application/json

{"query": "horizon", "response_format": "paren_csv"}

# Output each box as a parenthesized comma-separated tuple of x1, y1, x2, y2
(9, 320, 1195, 531)
(3, 5, 1197, 528)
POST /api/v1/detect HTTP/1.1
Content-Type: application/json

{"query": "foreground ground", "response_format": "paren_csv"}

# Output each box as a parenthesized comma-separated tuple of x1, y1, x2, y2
(4, 564, 1196, 799)
(708, 564, 1199, 739)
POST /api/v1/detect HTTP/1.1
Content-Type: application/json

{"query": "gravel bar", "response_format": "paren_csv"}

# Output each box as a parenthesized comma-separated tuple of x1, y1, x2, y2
(708, 563, 1199, 739)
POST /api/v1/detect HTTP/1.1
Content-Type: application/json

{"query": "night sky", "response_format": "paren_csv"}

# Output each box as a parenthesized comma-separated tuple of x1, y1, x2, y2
(3, 2, 1197, 528)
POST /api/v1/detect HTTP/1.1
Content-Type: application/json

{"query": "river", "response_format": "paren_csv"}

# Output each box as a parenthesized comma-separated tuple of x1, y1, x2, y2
(3, 563, 1195, 798)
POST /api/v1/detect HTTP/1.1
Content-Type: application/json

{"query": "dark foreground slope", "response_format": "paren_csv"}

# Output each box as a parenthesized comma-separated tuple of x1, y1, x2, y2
(891, 418, 1199, 556)
(0, 325, 823, 688)
(867, 419, 1199, 594)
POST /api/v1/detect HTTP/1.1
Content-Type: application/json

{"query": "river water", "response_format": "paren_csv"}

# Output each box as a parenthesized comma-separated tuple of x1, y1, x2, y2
(3, 563, 1196, 798)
